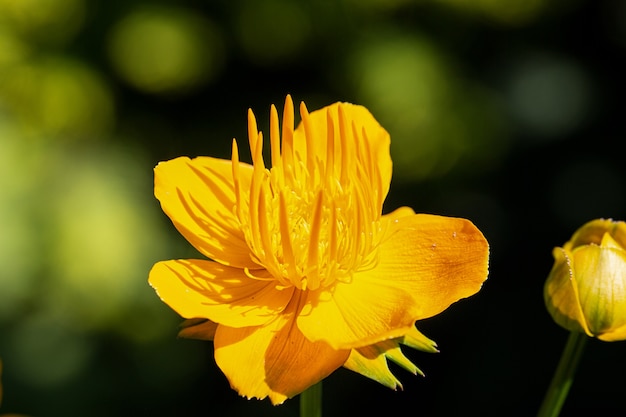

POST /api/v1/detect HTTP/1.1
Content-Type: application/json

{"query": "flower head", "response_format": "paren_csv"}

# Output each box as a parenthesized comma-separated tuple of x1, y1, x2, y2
(149, 96, 489, 404)
(544, 218, 626, 341)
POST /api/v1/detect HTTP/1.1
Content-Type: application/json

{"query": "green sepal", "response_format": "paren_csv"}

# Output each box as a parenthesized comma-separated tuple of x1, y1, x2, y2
(401, 326, 439, 353)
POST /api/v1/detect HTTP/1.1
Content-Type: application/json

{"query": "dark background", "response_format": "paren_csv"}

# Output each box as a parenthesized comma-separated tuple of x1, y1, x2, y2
(1, 0, 625, 416)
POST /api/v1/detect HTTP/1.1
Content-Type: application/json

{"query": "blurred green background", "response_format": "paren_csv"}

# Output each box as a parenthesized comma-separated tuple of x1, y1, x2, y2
(1, 0, 625, 415)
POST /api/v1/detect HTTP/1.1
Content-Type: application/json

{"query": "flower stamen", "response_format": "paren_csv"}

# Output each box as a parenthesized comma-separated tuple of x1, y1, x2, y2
(281, 95, 295, 185)
(306, 191, 324, 291)
(231, 139, 244, 221)
(234, 96, 387, 291)
(300, 101, 316, 189)
(279, 190, 299, 280)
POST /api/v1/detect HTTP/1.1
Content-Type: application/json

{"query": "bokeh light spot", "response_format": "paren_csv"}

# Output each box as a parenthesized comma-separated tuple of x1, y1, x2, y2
(0, 27, 30, 69)
(0, 0, 85, 44)
(0, 122, 40, 320)
(46, 147, 171, 330)
(0, 57, 115, 138)
(107, 6, 224, 95)
(0, 114, 175, 348)
(346, 32, 507, 182)
(507, 54, 592, 140)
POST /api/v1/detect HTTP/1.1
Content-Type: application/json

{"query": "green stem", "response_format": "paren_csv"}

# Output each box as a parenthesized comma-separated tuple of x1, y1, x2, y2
(537, 331, 588, 417)
(300, 381, 322, 417)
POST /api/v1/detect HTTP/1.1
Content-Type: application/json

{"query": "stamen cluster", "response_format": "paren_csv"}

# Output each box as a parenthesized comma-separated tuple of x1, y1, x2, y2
(231, 97, 385, 291)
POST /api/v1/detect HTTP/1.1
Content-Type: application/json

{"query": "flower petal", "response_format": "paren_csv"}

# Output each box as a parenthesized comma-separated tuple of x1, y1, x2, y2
(383, 206, 416, 221)
(149, 259, 294, 328)
(154, 156, 257, 268)
(573, 244, 626, 336)
(598, 323, 626, 342)
(214, 293, 349, 405)
(376, 213, 490, 319)
(566, 218, 626, 250)
(544, 248, 592, 336)
(299, 279, 420, 349)
(298, 213, 489, 349)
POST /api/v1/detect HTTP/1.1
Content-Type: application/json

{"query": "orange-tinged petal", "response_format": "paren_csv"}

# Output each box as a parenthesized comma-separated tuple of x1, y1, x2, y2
(214, 293, 349, 405)
(298, 213, 488, 349)
(154, 156, 257, 269)
(149, 260, 294, 328)
(299, 279, 420, 350)
(383, 206, 416, 221)
(376, 213, 489, 319)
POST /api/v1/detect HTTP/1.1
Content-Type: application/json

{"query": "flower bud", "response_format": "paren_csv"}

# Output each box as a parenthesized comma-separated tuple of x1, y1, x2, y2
(544, 218, 626, 341)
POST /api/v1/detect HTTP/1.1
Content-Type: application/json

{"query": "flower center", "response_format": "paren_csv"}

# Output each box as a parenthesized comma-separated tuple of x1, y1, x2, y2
(231, 96, 385, 291)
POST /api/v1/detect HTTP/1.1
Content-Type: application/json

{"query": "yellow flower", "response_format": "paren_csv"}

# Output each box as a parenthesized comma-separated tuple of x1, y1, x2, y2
(545, 218, 626, 341)
(149, 96, 489, 404)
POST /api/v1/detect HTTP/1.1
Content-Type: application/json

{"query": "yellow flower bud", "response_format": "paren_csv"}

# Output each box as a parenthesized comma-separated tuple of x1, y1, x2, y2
(544, 218, 626, 341)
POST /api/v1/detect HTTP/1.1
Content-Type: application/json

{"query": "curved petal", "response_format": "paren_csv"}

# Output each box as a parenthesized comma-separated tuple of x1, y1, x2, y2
(375, 213, 489, 319)
(154, 156, 257, 269)
(299, 214, 489, 349)
(214, 293, 349, 405)
(599, 323, 626, 341)
(566, 218, 626, 250)
(149, 259, 294, 328)
(299, 279, 420, 350)
(292, 101, 392, 203)
(383, 206, 416, 221)
(544, 248, 592, 336)
(573, 244, 626, 336)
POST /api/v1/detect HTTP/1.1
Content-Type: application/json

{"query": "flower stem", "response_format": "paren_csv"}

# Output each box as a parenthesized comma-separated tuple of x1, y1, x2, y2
(300, 381, 322, 417)
(537, 331, 588, 417)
